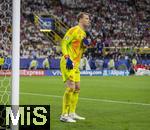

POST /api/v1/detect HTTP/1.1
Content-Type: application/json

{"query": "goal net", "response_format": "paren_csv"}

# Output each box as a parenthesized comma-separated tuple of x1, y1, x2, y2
(0, 0, 13, 129)
(0, 0, 12, 108)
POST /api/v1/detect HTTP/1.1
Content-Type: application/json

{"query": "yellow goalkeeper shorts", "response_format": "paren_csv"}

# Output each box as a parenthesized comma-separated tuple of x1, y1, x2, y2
(60, 57, 80, 82)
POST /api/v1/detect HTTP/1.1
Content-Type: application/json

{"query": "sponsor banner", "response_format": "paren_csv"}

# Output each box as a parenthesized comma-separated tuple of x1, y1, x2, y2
(40, 17, 55, 30)
(80, 70, 103, 76)
(0, 70, 11, 76)
(0, 70, 129, 76)
(46, 70, 129, 76)
(45, 70, 62, 76)
(21, 70, 45, 76)
(80, 70, 129, 76)
(0, 70, 45, 76)
(102, 70, 129, 76)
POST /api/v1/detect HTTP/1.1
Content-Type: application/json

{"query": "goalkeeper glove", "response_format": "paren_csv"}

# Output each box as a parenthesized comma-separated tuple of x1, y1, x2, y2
(83, 38, 90, 46)
(83, 31, 92, 46)
(65, 56, 73, 70)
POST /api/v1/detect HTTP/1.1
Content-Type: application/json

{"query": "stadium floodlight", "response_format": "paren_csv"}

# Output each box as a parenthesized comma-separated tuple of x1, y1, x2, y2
(11, 0, 20, 129)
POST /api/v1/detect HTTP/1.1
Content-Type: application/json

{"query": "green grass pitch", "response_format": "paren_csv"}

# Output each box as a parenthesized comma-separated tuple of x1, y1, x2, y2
(19, 76, 150, 130)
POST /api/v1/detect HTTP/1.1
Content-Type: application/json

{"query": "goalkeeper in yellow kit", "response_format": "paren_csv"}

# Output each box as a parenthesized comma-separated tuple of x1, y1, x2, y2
(60, 12, 91, 123)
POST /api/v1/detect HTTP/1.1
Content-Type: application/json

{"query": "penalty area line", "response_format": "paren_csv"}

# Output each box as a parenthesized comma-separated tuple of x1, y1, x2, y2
(20, 91, 150, 106)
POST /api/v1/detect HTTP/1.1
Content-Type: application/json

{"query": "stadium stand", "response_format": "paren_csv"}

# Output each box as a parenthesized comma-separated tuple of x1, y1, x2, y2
(0, 0, 149, 70)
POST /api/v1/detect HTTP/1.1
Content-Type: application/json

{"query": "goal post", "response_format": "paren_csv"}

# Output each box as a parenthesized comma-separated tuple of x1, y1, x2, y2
(12, 0, 20, 106)
(11, 0, 20, 129)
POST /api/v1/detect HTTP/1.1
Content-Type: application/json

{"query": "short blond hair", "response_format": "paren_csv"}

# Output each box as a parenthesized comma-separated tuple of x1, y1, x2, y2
(77, 12, 89, 22)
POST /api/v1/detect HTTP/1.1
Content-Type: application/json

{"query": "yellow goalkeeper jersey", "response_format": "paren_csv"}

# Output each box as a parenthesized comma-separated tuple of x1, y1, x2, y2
(61, 25, 86, 67)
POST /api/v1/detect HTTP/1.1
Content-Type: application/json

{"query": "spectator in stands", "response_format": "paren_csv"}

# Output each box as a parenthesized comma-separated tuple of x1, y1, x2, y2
(95, 56, 104, 70)
(129, 64, 135, 75)
(132, 57, 137, 66)
(0, 54, 4, 70)
(108, 58, 115, 70)
(80, 54, 87, 70)
(42, 56, 50, 70)
(80, 54, 91, 70)
(29, 57, 38, 70)
(88, 56, 96, 70)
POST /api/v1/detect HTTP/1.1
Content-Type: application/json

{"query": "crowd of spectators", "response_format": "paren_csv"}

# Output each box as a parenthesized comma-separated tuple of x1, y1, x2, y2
(0, 0, 149, 70)
(22, 0, 150, 57)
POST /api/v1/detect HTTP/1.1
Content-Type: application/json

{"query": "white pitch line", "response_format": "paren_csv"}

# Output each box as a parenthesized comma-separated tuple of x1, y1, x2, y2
(20, 92, 150, 106)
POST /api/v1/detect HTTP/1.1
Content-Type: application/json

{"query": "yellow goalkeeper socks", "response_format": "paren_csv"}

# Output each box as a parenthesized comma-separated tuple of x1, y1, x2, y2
(70, 91, 79, 113)
(62, 87, 74, 115)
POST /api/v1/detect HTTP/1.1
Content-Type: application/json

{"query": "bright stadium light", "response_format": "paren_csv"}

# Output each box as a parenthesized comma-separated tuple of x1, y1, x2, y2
(11, 0, 20, 129)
